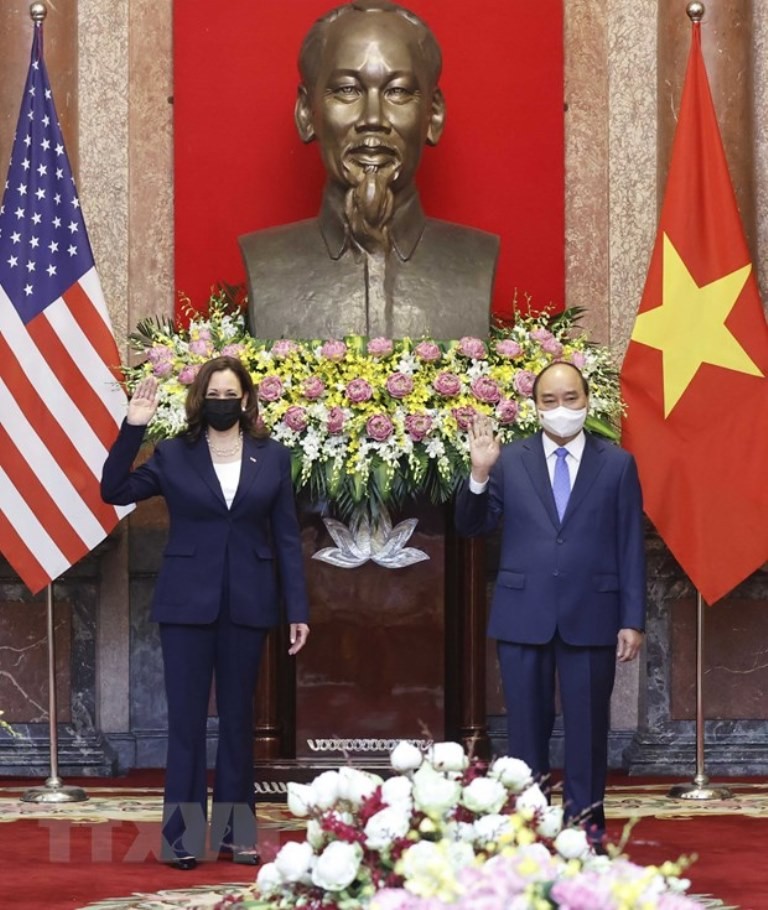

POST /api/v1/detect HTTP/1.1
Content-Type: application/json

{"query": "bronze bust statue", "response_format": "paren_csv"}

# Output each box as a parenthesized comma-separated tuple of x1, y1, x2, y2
(240, 0, 499, 340)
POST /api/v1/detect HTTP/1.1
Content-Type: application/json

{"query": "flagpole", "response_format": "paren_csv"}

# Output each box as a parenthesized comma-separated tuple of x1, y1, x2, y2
(21, 584, 87, 803)
(667, 590, 731, 801)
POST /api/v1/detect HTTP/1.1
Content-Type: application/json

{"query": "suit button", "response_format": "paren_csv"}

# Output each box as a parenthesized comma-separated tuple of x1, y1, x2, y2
(553, 569, 560, 576)
(556, 537, 564, 544)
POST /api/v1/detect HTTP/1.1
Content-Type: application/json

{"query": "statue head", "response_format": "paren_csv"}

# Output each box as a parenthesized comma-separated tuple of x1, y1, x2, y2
(295, 1, 446, 249)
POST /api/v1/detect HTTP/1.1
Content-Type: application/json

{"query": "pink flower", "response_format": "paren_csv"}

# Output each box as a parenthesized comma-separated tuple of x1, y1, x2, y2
(188, 338, 212, 356)
(366, 413, 394, 442)
(320, 339, 348, 361)
(346, 378, 373, 403)
(327, 406, 346, 435)
(271, 339, 299, 358)
(178, 364, 200, 385)
(367, 337, 394, 357)
(514, 370, 536, 398)
(531, 327, 555, 344)
(196, 327, 212, 340)
(452, 406, 477, 431)
(541, 336, 564, 357)
(152, 360, 173, 378)
(283, 406, 308, 432)
(433, 371, 461, 397)
(257, 375, 284, 401)
(302, 376, 326, 400)
(494, 339, 522, 359)
(386, 372, 414, 399)
(496, 398, 519, 425)
(405, 413, 433, 442)
(570, 350, 587, 369)
(148, 345, 173, 364)
(220, 343, 244, 359)
(470, 376, 501, 403)
(457, 336, 487, 359)
(414, 341, 441, 362)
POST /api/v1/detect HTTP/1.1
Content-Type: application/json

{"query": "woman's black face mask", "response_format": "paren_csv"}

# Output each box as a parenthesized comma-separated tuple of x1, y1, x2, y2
(203, 397, 242, 431)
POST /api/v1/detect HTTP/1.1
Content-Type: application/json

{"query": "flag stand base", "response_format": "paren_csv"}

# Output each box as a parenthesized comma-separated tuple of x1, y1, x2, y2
(21, 776, 87, 804)
(668, 775, 732, 801)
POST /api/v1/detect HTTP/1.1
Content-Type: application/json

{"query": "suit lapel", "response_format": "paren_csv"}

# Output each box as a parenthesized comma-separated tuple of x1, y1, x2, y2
(521, 433, 560, 528)
(560, 433, 606, 526)
(231, 436, 267, 511)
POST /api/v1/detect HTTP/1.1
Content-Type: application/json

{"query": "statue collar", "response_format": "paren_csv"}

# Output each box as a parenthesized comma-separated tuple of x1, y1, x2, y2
(318, 185, 427, 262)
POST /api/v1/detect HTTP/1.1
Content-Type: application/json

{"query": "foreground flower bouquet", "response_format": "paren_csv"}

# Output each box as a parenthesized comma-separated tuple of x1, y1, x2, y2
(213, 741, 699, 910)
(127, 287, 622, 522)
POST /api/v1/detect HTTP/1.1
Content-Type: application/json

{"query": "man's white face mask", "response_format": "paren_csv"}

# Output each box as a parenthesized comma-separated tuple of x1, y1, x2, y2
(538, 405, 587, 439)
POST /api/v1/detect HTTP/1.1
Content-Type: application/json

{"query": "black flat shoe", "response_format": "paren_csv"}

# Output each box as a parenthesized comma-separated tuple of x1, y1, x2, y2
(233, 849, 261, 866)
(170, 855, 197, 871)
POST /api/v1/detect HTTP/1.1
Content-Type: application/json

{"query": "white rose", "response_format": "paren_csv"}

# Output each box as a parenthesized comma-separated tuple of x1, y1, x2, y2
(489, 756, 533, 793)
(444, 819, 477, 842)
(515, 783, 548, 813)
(307, 818, 326, 850)
(311, 840, 363, 891)
(364, 805, 412, 850)
(554, 827, 591, 860)
(338, 766, 381, 807)
(472, 813, 511, 844)
(286, 781, 313, 817)
(381, 774, 413, 808)
(398, 839, 442, 879)
(274, 840, 314, 884)
(255, 861, 283, 894)
(427, 741, 468, 773)
(310, 770, 341, 810)
(536, 805, 564, 839)
(461, 777, 508, 815)
(390, 740, 423, 772)
(412, 763, 462, 816)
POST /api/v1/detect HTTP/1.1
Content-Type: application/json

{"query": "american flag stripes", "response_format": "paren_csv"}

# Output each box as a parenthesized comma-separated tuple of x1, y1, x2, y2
(0, 24, 131, 594)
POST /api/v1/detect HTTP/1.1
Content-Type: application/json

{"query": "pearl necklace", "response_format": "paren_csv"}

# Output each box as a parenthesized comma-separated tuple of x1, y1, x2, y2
(205, 430, 242, 457)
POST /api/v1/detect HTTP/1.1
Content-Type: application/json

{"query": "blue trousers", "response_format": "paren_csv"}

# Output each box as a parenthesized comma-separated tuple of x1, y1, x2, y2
(497, 633, 616, 839)
(159, 606, 267, 860)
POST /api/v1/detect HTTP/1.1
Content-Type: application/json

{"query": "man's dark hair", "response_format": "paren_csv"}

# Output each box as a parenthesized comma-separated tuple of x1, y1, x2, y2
(298, 0, 442, 91)
(532, 361, 590, 404)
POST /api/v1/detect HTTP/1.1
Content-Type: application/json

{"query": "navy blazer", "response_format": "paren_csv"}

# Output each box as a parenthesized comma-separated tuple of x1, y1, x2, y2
(455, 431, 645, 646)
(101, 422, 309, 628)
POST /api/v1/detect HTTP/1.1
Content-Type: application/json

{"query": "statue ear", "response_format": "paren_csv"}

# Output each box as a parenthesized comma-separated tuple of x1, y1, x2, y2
(426, 88, 445, 146)
(295, 85, 316, 143)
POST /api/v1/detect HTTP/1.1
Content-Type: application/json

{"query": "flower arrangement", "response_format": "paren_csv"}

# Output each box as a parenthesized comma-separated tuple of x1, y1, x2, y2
(127, 286, 622, 520)
(213, 741, 699, 910)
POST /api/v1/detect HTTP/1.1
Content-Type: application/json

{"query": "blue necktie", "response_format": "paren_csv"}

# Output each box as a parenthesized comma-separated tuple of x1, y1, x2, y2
(553, 447, 570, 521)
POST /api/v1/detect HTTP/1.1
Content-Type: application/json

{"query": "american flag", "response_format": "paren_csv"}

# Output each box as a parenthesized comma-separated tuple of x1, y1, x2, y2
(0, 24, 131, 594)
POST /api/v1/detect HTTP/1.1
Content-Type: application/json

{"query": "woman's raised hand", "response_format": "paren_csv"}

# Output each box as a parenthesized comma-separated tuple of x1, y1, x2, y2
(126, 376, 160, 426)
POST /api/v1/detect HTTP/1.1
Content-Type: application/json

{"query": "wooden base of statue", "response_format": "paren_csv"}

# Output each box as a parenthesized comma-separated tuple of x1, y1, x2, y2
(252, 501, 488, 794)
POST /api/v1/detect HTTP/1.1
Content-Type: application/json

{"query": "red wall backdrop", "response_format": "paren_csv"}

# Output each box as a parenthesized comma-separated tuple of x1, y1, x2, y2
(173, 1, 564, 323)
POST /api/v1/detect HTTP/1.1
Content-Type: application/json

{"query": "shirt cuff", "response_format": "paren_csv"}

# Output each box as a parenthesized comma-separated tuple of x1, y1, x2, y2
(469, 476, 489, 494)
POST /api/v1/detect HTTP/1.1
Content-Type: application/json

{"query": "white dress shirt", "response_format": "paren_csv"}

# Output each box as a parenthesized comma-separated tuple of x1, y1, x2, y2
(213, 460, 242, 509)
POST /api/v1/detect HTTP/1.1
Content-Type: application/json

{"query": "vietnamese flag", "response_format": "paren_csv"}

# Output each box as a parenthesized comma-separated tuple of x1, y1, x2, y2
(620, 21, 768, 606)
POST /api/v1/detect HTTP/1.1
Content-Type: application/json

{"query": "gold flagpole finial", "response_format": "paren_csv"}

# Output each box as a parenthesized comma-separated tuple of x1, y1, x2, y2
(686, 2, 704, 22)
(29, 2, 47, 23)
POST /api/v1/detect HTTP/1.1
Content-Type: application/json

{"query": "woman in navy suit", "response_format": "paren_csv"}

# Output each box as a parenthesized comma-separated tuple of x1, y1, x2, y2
(101, 356, 310, 870)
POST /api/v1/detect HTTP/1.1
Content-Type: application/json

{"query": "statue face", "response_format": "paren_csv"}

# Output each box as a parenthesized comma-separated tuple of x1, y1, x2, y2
(298, 13, 444, 195)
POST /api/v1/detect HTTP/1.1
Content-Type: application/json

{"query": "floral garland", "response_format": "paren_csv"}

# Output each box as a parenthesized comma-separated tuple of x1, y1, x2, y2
(211, 741, 698, 910)
(127, 286, 622, 520)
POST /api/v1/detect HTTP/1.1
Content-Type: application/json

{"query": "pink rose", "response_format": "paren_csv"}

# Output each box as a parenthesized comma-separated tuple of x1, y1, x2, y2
(283, 405, 308, 432)
(496, 398, 519, 425)
(327, 406, 346, 435)
(385, 372, 414, 399)
(452, 406, 477, 431)
(271, 339, 299, 358)
(366, 413, 394, 442)
(433, 371, 461, 397)
(531, 327, 555, 344)
(302, 376, 326, 400)
(570, 351, 586, 369)
(148, 345, 173, 364)
(178, 364, 200, 385)
(470, 376, 501, 403)
(321, 339, 348, 361)
(414, 341, 441, 362)
(345, 378, 373, 403)
(258, 375, 284, 401)
(367, 337, 394, 357)
(514, 370, 536, 398)
(405, 412, 433, 442)
(457, 336, 487, 359)
(196, 327, 212, 340)
(220, 343, 244, 359)
(541, 337, 564, 357)
(495, 339, 522, 359)
(152, 360, 173, 378)
(188, 338, 212, 356)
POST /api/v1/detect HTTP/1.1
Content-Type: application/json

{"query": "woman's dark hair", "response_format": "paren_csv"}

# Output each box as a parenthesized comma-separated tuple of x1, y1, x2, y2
(183, 356, 267, 441)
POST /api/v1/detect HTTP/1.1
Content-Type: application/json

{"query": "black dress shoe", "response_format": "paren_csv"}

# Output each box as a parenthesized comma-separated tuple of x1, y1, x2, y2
(170, 855, 198, 871)
(218, 845, 261, 865)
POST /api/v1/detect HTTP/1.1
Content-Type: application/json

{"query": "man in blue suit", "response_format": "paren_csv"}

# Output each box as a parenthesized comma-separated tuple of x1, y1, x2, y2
(455, 361, 645, 848)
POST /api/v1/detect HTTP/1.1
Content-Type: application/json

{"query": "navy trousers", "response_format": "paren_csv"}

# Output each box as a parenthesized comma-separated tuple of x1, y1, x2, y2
(159, 606, 267, 860)
(497, 633, 616, 840)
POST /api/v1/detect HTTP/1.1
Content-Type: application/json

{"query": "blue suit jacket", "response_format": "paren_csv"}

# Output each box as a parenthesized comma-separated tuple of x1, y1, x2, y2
(101, 422, 309, 628)
(455, 431, 645, 646)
